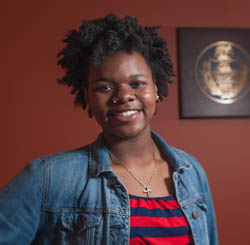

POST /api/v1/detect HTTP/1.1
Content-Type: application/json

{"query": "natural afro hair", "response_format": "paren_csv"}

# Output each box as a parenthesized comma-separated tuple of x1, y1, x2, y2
(57, 13, 174, 110)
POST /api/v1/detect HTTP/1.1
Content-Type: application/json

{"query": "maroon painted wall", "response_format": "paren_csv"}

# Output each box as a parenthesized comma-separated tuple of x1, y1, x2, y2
(2, 1, 250, 244)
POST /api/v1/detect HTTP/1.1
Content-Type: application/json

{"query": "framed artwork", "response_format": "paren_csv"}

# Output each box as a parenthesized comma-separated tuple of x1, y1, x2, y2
(178, 28, 250, 118)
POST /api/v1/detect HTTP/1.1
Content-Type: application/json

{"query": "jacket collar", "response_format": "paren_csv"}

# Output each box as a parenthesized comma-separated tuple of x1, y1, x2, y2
(89, 134, 113, 177)
(151, 131, 192, 172)
(89, 131, 191, 177)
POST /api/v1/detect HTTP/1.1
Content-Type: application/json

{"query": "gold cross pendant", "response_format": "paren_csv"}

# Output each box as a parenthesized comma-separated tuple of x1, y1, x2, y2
(143, 186, 152, 197)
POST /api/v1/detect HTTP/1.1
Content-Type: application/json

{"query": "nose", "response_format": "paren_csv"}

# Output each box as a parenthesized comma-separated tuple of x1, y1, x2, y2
(112, 85, 135, 104)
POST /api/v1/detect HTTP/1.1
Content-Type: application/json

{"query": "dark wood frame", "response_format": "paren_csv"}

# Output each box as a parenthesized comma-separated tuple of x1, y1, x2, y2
(178, 27, 250, 118)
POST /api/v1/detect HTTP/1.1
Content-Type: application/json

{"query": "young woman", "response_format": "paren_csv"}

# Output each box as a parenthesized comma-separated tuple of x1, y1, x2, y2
(0, 13, 218, 244)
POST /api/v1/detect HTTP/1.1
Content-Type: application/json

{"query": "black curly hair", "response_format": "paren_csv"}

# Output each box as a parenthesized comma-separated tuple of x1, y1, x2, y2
(57, 13, 174, 110)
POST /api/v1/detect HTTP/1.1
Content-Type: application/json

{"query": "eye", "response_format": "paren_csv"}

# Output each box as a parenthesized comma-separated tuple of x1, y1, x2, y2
(130, 81, 146, 89)
(96, 84, 114, 92)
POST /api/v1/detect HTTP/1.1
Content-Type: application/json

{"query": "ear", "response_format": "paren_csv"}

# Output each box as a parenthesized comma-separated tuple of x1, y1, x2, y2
(154, 84, 159, 101)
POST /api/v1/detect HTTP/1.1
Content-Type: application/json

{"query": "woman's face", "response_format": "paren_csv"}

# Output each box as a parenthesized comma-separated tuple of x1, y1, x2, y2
(87, 51, 158, 140)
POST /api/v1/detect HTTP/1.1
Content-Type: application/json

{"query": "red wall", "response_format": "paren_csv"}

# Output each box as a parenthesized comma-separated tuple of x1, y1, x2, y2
(2, 1, 250, 244)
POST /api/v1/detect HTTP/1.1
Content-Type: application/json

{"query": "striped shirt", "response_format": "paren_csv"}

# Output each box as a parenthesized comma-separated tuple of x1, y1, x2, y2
(129, 194, 193, 244)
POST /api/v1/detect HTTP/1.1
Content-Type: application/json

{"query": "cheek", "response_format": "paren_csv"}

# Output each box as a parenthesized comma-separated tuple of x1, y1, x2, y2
(88, 93, 109, 109)
(140, 91, 157, 106)
(89, 99, 109, 122)
(142, 92, 154, 100)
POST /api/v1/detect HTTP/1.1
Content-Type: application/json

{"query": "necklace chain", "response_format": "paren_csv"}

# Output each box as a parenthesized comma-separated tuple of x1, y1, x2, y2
(109, 143, 157, 197)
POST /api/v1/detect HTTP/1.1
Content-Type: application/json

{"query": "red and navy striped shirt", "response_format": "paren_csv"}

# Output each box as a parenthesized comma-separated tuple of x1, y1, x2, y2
(129, 194, 193, 244)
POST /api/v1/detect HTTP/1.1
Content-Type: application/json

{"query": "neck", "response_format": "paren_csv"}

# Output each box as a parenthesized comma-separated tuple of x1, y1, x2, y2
(104, 128, 156, 168)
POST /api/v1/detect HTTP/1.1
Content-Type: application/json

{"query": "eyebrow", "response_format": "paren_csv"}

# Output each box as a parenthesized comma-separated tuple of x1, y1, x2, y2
(131, 74, 147, 79)
(93, 74, 147, 83)
(93, 77, 114, 83)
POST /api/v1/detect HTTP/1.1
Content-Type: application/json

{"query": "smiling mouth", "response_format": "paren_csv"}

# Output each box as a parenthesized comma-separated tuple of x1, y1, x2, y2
(108, 109, 142, 117)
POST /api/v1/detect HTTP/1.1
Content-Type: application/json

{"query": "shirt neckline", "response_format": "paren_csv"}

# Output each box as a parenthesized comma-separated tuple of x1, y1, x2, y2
(129, 193, 175, 201)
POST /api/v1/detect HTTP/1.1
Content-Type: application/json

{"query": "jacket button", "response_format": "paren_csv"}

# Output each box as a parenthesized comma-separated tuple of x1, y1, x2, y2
(192, 211, 199, 219)
(78, 216, 87, 227)
(82, 216, 88, 221)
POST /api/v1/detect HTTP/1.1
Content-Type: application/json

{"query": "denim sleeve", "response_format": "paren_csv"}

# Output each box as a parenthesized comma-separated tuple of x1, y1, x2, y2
(192, 156, 219, 245)
(0, 159, 43, 244)
(201, 167, 218, 244)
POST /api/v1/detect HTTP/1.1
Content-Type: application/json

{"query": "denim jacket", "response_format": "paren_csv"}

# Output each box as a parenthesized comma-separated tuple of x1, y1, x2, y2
(0, 131, 218, 245)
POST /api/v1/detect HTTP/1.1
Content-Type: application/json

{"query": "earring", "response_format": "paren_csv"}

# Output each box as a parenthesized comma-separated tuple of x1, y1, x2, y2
(88, 106, 93, 118)
(154, 95, 159, 116)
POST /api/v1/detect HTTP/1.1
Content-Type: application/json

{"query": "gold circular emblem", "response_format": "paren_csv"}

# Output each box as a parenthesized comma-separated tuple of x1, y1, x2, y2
(195, 41, 250, 104)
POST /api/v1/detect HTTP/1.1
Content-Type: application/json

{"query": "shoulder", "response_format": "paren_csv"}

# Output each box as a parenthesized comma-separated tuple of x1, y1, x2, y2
(152, 131, 208, 186)
(40, 144, 90, 162)
(170, 146, 207, 178)
(27, 144, 91, 170)
(152, 131, 204, 171)
(168, 145, 211, 197)
(2, 144, 91, 192)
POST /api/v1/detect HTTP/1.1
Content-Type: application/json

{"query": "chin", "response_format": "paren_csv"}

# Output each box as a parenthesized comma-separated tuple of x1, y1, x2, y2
(104, 124, 151, 140)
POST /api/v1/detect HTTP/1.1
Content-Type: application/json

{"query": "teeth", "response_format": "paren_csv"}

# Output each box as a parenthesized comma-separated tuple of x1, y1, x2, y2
(118, 110, 138, 117)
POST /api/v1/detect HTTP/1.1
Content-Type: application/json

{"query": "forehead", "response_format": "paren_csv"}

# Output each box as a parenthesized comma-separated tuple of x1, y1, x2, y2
(88, 51, 152, 82)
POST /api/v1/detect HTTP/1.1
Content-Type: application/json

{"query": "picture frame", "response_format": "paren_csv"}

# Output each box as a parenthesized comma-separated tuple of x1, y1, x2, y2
(178, 27, 250, 118)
